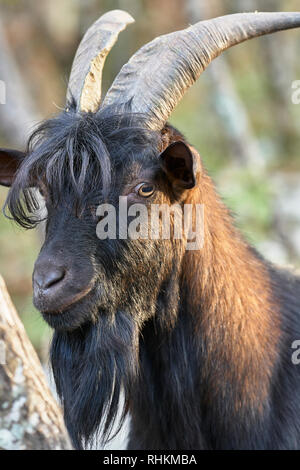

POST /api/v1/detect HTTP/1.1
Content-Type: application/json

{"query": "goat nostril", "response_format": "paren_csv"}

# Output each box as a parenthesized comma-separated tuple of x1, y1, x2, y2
(44, 268, 66, 289)
(34, 266, 66, 291)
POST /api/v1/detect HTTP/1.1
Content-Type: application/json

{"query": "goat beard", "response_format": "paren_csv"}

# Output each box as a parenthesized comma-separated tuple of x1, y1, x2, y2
(50, 310, 139, 449)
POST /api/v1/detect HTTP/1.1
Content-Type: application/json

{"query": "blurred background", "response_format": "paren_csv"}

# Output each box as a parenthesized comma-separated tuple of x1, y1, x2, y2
(0, 0, 300, 364)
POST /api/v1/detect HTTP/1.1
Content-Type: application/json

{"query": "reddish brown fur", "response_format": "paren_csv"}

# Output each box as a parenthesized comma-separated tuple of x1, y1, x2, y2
(163, 126, 281, 415)
(185, 153, 281, 414)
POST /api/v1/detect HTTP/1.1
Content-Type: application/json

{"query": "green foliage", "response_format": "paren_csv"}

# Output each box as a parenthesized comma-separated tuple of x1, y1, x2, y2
(217, 168, 273, 244)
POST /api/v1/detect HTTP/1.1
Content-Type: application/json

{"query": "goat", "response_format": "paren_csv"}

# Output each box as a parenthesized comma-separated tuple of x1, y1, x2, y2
(1, 10, 300, 450)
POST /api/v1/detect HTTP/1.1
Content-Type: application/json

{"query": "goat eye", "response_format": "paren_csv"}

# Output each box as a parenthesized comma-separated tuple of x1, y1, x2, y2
(136, 183, 155, 198)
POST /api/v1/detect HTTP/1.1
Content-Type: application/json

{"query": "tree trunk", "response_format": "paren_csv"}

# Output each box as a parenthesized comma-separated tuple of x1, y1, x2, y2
(0, 275, 72, 450)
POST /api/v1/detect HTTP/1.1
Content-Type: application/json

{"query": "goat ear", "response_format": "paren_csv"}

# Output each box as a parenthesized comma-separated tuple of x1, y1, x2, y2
(0, 148, 25, 187)
(160, 141, 197, 189)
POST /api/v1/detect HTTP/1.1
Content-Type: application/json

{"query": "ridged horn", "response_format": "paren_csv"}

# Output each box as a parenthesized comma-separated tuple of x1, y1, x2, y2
(102, 12, 300, 129)
(66, 10, 134, 113)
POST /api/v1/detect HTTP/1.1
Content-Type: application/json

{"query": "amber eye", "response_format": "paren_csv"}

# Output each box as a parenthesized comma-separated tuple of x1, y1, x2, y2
(136, 182, 155, 198)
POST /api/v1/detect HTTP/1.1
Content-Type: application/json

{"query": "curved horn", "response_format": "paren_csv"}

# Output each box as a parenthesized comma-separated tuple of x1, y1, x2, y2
(66, 10, 134, 113)
(102, 12, 300, 129)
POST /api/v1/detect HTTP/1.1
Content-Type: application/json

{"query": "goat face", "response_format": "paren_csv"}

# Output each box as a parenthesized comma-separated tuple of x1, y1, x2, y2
(1, 111, 199, 333)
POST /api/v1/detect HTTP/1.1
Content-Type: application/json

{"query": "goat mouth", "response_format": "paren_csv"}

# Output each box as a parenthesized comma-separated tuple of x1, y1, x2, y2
(42, 303, 91, 331)
(38, 283, 94, 315)
(33, 280, 94, 315)
(37, 283, 100, 331)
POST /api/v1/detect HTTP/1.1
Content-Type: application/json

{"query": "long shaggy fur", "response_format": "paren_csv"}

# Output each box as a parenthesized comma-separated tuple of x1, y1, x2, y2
(4, 105, 159, 228)
(50, 310, 139, 449)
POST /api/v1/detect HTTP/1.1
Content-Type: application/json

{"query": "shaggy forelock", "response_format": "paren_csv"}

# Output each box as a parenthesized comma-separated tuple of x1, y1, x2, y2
(4, 105, 161, 228)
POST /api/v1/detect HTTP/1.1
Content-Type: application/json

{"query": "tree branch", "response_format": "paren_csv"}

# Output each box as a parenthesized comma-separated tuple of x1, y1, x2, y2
(0, 275, 72, 450)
